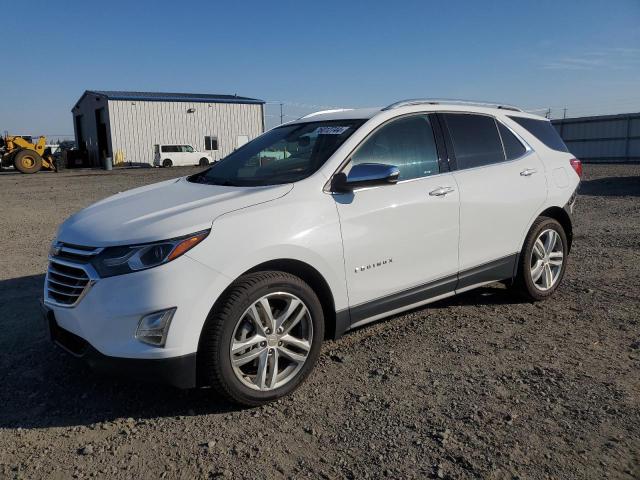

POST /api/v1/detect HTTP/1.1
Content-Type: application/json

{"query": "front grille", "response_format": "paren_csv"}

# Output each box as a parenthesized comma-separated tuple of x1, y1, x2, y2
(46, 259, 91, 306)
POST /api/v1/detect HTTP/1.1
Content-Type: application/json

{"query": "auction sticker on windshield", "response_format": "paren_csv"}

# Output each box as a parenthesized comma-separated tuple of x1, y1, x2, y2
(315, 126, 351, 135)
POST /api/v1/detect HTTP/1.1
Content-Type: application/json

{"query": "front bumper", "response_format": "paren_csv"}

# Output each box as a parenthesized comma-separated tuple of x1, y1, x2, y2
(42, 301, 197, 388)
(43, 254, 231, 359)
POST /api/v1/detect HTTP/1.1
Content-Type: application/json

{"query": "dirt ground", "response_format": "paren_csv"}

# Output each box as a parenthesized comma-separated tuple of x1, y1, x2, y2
(0, 164, 638, 479)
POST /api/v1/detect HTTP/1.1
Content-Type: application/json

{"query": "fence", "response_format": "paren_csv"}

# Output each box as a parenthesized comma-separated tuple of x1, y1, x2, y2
(552, 113, 640, 163)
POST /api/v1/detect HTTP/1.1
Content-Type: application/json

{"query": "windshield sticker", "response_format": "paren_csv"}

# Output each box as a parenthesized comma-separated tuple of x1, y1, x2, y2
(315, 126, 350, 135)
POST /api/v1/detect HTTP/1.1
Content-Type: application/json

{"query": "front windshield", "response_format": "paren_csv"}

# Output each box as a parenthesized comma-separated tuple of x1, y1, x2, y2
(189, 120, 364, 186)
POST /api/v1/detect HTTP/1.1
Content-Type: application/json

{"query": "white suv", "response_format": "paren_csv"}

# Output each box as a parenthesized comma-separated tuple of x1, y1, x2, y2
(43, 99, 581, 405)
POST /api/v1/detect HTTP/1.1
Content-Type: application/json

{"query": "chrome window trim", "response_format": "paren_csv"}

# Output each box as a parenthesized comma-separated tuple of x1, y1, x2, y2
(448, 150, 536, 176)
(438, 111, 535, 174)
(496, 117, 534, 156)
(323, 110, 536, 194)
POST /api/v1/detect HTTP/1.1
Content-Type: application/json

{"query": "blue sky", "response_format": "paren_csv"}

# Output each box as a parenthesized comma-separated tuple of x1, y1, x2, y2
(2, 0, 639, 135)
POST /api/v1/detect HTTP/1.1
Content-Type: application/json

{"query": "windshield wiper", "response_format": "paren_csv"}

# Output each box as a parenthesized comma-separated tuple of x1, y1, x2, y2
(198, 177, 241, 187)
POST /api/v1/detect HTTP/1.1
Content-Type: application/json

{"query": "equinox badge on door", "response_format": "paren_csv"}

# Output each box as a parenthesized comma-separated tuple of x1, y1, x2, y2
(355, 258, 393, 273)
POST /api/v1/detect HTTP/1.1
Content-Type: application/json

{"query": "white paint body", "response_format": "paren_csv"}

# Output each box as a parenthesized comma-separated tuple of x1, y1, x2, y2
(46, 103, 580, 361)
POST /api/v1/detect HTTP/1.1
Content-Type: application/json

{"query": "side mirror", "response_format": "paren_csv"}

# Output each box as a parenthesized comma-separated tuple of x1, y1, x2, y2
(331, 163, 400, 193)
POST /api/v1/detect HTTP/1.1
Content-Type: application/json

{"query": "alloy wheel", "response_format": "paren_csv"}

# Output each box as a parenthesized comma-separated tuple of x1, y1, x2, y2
(530, 228, 564, 291)
(229, 292, 313, 391)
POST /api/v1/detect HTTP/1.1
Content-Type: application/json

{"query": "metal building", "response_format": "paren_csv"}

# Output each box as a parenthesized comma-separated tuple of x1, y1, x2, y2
(552, 112, 640, 163)
(72, 91, 265, 167)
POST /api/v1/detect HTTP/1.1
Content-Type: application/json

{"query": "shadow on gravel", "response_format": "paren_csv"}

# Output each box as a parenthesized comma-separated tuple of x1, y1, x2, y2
(0, 277, 525, 430)
(0, 171, 56, 176)
(0, 274, 241, 431)
(431, 284, 529, 308)
(579, 175, 640, 197)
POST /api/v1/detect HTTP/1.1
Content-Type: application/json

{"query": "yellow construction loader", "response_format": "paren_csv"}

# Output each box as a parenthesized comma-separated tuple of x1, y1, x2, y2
(0, 135, 57, 173)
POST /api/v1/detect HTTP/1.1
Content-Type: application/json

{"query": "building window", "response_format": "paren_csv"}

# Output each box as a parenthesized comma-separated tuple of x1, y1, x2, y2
(205, 136, 218, 151)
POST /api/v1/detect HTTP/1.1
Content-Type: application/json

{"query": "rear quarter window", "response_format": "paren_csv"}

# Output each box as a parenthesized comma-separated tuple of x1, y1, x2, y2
(509, 116, 569, 152)
(497, 122, 527, 160)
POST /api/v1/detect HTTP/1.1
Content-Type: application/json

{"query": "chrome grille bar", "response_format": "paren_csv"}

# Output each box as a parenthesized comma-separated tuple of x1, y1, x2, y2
(45, 256, 96, 307)
(58, 245, 104, 257)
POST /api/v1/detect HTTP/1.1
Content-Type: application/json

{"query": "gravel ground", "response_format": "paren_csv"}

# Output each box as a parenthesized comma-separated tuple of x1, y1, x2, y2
(0, 164, 638, 479)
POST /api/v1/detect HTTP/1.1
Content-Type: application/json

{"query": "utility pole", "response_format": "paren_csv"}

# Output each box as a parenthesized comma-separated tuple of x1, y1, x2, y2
(280, 103, 284, 125)
(545, 108, 552, 119)
(562, 108, 567, 119)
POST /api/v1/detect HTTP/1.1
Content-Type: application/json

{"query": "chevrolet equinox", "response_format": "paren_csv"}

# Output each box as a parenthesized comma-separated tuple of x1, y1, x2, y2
(43, 99, 581, 405)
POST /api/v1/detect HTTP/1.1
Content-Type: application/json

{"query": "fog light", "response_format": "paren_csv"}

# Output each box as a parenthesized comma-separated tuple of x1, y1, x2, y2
(135, 308, 176, 347)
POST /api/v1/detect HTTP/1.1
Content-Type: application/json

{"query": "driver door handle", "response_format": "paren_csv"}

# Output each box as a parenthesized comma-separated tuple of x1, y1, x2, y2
(520, 168, 537, 176)
(429, 186, 455, 197)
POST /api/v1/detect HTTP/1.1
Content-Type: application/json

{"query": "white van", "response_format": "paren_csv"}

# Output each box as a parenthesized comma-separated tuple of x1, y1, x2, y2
(154, 144, 211, 167)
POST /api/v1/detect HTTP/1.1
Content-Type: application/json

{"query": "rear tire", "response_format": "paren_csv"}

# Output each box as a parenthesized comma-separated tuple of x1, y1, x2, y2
(162, 159, 173, 168)
(14, 150, 42, 174)
(513, 216, 568, 301)
(199, 158, 209, 166)
(198, 271, 324, 406)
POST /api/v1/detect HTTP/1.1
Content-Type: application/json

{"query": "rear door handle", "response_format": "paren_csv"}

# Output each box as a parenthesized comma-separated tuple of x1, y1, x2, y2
(520, 168, 537, 176)
(429, 186, 455, 196)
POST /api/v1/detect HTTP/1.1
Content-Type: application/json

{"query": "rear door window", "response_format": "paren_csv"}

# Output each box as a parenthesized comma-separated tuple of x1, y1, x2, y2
(442, 114, 505, 169)
(497, 122, 527, 160)
(508, 116, 569, 152)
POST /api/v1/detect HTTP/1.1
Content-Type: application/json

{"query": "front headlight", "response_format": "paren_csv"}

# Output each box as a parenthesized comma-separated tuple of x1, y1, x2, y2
(91, 230, 209, 277)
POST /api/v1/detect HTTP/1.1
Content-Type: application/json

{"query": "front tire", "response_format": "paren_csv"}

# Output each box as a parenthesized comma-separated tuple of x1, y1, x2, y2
(513, 216, 568, 301)
(198, 271, 324, 406)
(14, 149, 42, 173)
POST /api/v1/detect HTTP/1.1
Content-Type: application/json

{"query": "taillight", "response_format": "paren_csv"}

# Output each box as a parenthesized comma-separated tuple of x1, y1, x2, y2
(570, 158, 583, 178)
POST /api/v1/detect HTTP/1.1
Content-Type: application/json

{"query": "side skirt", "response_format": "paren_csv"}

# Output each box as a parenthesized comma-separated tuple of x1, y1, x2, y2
(335, 254, 518, 336)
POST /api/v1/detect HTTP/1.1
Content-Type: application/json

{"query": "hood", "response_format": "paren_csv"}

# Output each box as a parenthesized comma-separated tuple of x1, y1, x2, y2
(57, 177, 293, 246)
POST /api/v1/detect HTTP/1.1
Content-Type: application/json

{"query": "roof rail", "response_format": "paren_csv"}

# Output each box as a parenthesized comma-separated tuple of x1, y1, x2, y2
(381, 98, 523, 112)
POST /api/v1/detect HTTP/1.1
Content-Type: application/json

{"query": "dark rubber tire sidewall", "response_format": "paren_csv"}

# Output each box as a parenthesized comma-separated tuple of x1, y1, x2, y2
(515, 216, 568, 301)
(14, 150, 42, 174)
(199, 271, 324, 406)
(162, 159, 172, 167)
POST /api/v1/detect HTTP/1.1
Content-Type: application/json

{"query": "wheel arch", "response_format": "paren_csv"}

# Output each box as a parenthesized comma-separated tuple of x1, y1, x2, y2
(195, 258, 342, 388)
(538, 206, 573, 252)
(244, 259, 340, 340)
